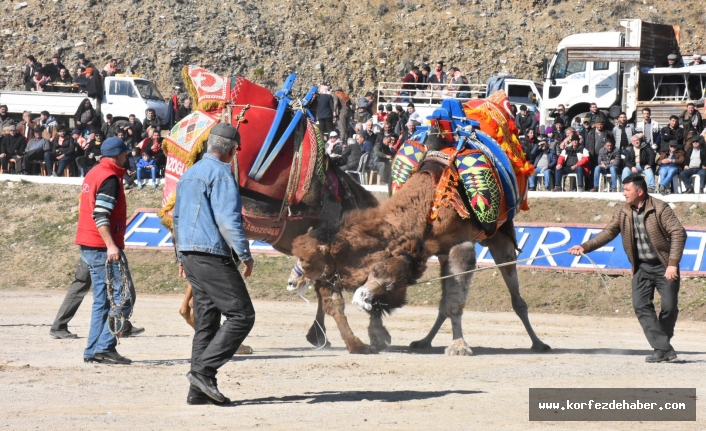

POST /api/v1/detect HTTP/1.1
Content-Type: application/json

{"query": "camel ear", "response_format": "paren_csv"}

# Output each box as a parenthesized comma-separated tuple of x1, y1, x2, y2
(307, 226, 313, 233)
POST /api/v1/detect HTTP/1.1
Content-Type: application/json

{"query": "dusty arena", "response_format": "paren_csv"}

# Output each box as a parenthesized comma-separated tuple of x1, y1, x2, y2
(1, 291, 704, 430)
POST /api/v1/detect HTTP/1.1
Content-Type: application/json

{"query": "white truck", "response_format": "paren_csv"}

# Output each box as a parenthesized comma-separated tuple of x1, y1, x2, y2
(541, 19, 689, 127)
(0, 75, 170, 126)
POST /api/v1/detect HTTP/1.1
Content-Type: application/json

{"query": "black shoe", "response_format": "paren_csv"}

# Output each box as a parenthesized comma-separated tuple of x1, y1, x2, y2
(50, 329, 78, 339)
(684, 188, 694, 194)
(187, 385, 231, 406)
(120, 321, 145, 337)
(95, 350, 132, 365)
(645, 349, 677, 363)
(187, 371, 225, 403)
(528, 186, 536, 191)
(83, 356, 103, 363)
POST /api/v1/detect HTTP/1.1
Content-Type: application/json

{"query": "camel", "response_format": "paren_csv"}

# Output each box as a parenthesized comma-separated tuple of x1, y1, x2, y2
(292, 163, 552, 355)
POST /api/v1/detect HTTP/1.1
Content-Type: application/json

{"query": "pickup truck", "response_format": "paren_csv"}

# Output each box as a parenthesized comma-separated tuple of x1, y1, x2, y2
(0, 75, 169, 126)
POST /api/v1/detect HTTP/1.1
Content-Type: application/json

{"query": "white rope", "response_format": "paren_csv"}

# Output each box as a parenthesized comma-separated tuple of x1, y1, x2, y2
(293, 289, 329, 350)
(410, 250, 611, 294)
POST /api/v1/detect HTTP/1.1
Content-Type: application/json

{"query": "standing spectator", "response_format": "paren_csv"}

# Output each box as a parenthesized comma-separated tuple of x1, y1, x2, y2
(528, 136, 557, 191)
(48, 55, 67, 80)
(75, 99, 98, 133)
(585, 117, 613, 169)
(552, 117, 566, 141)
(76, 53, 96, 71)
(175, 99, 192, 123)
(123, 114, 143, 146)
(356, 92, 374, 123)
(123, 147, 141, 189)
(74, 67, 88, 93)
(16, 111, 35, 142)
(173, 123, 255, 404)
(515, 105, 538, 136)
(393, 105, 408, 135)
(586, 103, 602, 126)
(314, 86, 335, 137)
(102, 59, 121, 77)
(0, 125, 26, 173)
(142, 109, 161, 138)
(136, 150, 158, 189)
(333, 88, 352, 142)
(553, 134, 589, 192)
(552, 104, 570, 126)
(657, 142, 685, 195)
(406, 103, 420, 124)
(400, 66, 419, 102)
(23, 55, 43, 91)
(428, 61, 446, 102)
(31, 71, 50, 92)
(0, 105, 13, 128)
(622, 135, 656, 192)
(38, 110, 59, 129)
(659, 115, 684, 153)
(101, 114, 117, 138)
(679, 136, 706, 194)
(635, 108, 660, 151)
(679, 102, 702, 134)
(342, 136, 364, 173)
(44, 127, 75, 176)
(570, 174, 686, 363)
(375, 105, 388, 124)
(85, 68, 103, 109)
(373, 134, 395, 184)
(385, 104, 399, 129)
(76, 137, 136, 365)
(590, 139, 622, 192)
(75, 130, 102, 177)
(520, 129, 537, 161)
(20, 127, 47, 174)
(613, 112, 636, 152)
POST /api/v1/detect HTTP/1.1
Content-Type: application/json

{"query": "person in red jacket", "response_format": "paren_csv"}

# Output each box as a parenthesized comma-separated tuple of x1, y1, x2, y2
(75, 137, 138, 365)
(553, 133, 590, 191)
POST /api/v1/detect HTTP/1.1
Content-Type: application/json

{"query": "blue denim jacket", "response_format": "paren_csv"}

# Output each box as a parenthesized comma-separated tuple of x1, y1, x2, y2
(173, 153, 251, 262)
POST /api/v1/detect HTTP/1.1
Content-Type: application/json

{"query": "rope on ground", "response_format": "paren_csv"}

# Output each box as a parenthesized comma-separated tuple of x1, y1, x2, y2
(106, 254, 135, 340)
(410, 250, 611, 294)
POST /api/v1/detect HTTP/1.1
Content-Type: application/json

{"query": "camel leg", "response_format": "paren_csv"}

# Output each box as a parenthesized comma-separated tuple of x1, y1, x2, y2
(485, 233, 551, 352)
(319, 284, 377, 354)
(179, 284, 195, 329)
(306, 283, 331, 348)
(367, 312, 391, 351)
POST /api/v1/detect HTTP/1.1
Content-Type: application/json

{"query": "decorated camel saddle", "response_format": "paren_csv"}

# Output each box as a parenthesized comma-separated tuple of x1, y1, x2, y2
(160, 66, 334, 243)
(390, 92, 533, 239)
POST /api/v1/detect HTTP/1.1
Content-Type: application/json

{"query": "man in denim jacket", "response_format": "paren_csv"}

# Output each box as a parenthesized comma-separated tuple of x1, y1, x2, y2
(173, 123, 255, 406)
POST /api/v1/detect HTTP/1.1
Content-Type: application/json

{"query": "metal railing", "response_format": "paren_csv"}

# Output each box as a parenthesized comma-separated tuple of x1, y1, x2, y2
(376, 81, 488, 105)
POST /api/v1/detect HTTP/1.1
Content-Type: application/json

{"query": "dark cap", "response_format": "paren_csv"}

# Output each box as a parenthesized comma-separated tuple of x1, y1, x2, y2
(78, 53, 86, 59)
(33, 126, 43, 133)
(554, 117, 564, 125)
(71, 129, 81, 135)
(668, 54, 677, 60)
(101, 137, 129, 156)
(210, 123, 239, 141)
(595, 116, 605, 123)
(669, 140, 678, 147)
(570, 134, 580, 142)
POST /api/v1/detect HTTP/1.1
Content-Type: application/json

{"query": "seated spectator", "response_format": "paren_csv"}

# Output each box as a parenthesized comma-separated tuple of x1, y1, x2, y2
(361, 119, 376, 142)
(545, 126, 557, 151)
(141, 129, 165, 172)
(20, 127, 47, 174)
(373, 134, 396, 184)
(102, 59, 121, 77)
(590, 139, 622, 192)
(515, 105, 537, 136)
(122, 114, 143, 148)
(659, 115, 683, 153)
(74, 67, 88, 93)
(48, 55, 66, 78)
(406, 103, 420, 124)
(0, 125, 26, 173)
(572, 116, 582, 131)
(76, 53, 96, 72)
(16, 111, 35, 141)
(325, 131, 341, 155)
(32, 71, 50, 92)
(0, 104, 13, 128)
(101, 114, 117, 138)
(343, 135, 365, 173)
(528, 136, 556, 191)
(75, 129, 102, 177)
(38, 110, 59, 130)
(51, 68, 73, 86)
(398, 120, 418, 147)
(74, 98, 97, 133)
(375, 105, 388, 124)
(657, 142, 685, 195)
(124, 147, 141, 188)
(375, 122, 394, 146)
(175, 98, 192, 122)
(680, 102, 702, 134)
(44, 127, 75, 176)
(356, 92, 373, 123)
(680, 136, 706, 194)
(142, 109, 161, 138)
(23, 55, 43, 91)
(622, 135, 656, 192)
(553, 134, 589, 192)
(520, 129, 537, 161)
(552, 117, 566, 141)
(136, 150, 158, 188)
(392, 105, 407, 135)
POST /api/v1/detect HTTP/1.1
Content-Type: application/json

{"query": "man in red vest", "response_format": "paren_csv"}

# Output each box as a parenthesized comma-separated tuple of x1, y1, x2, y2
(75, 137, 137, 365)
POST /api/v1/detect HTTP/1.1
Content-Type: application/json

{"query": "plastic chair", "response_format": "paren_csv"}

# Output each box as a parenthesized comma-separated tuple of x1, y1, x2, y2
(344, 153, 369, 185)
(680, 175, 702, 193)
(598, 173, 622, 192)
(561, 173, 577, 191)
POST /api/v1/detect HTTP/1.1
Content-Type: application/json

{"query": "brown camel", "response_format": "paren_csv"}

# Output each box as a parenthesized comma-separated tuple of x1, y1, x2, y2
(292, 165, 551, 355)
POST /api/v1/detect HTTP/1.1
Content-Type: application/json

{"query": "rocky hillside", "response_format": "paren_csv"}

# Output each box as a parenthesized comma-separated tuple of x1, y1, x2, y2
(1, 0, 702, 99)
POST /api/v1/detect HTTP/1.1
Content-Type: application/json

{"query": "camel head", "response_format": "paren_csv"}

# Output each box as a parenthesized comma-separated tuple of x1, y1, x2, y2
(352, 235, 430, 312)
(291, 227, 338, 283)
(286, 260, 314, 295)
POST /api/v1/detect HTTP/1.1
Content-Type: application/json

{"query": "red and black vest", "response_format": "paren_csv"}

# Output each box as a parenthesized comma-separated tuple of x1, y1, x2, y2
(75, 159, 127, 249)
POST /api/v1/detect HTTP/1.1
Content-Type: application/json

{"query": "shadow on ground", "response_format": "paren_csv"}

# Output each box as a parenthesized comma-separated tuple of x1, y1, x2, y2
(231, 389, 484, 406)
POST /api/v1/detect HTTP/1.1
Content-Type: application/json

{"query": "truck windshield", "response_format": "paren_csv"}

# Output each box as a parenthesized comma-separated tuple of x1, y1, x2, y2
(550, 49, 586, 79)
(134, 80, 164, 101)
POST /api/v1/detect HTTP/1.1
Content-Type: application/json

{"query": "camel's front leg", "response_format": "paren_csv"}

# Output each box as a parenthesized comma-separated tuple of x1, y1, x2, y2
(179, 284, 195, 328)
(306, 283, 331, 348)
(320, 285, 377, 354)
(367, 313, 391, 351)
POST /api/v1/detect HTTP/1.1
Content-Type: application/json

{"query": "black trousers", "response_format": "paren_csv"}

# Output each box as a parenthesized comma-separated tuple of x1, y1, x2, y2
(51, 259, 92, 331)
(182, 252, 255, 378)
(632, 261, 680, 352)
(318, 118, 334, 137)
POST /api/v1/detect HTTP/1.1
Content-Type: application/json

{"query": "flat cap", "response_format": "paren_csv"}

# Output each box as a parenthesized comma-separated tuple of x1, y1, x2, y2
(668, 54, 678, 60)
(210, 123, 239, 141)
(101, 137, 129, 157)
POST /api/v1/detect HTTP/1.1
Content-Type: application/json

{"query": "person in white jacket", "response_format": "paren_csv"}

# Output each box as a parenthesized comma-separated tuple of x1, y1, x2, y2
(634, 107, 660, 151)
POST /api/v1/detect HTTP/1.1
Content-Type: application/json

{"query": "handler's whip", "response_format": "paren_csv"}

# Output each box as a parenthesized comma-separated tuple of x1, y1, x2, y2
(106, 254, 135, 339)
(409, 250, 611, 294)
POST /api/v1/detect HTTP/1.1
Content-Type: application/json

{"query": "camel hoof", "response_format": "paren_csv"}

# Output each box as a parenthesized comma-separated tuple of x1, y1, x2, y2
(445, 339, 473, 356)
(306, 322, 329, 348)
(410, 340, 432, 350)
(350, 344, 378, 355)
(368, 327, 392, 351)
(531, 341, 552, 353)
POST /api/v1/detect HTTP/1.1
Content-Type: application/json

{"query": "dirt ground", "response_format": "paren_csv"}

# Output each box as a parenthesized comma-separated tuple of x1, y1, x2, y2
(0, 291, 704, 430)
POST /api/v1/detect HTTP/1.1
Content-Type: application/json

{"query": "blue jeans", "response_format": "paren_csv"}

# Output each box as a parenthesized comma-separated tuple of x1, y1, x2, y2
(622, 165, 655, 189)
(137, 166, 157, 182)
(593, 165, 620, 189)
(81, 248, 136, 359)
(679, 168, 706, 191)
(529, 167, 551, 188)
(658, 165, 679, 187)
(44, 152, 72, 175)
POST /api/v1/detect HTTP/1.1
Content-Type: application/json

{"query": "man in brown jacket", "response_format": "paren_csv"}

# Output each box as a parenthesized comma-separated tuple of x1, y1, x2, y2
(569, 174, 686, 363)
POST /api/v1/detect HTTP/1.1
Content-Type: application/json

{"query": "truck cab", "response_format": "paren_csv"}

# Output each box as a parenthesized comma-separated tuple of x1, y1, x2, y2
(103, 76, 169, 124)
